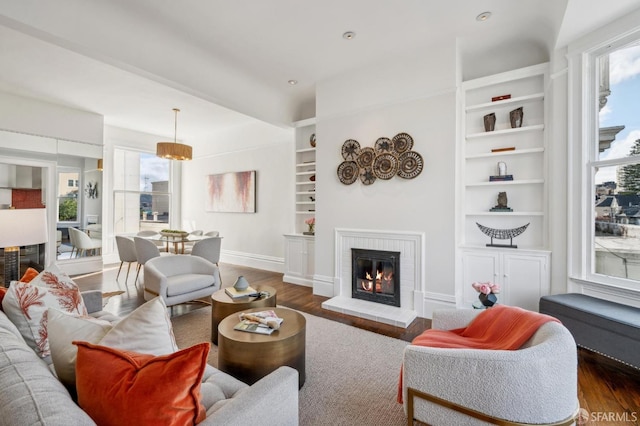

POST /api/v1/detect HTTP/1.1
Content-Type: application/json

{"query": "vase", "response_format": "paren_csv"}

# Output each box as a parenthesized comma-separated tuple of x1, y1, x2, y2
(479, 293, 498, 307)
(483, 113, 496, 132)
(303, 224, 315, 236)
(509, 107, 523, 128)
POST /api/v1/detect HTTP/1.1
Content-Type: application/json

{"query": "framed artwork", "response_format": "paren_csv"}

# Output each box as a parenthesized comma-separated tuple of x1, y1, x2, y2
(205, 170, 256, 213)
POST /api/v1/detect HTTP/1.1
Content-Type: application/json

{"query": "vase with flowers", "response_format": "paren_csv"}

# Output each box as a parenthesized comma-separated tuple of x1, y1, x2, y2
(471, 281, 500, 307)
(304, 217, 315, 235)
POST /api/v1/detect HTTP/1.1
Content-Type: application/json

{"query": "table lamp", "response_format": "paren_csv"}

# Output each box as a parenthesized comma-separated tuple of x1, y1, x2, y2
(0, 208, 48, 287)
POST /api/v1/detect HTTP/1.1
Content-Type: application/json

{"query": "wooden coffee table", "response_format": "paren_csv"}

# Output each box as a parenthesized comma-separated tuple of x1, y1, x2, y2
(217, 307, 306, 388)
(210, 285, 276, 345)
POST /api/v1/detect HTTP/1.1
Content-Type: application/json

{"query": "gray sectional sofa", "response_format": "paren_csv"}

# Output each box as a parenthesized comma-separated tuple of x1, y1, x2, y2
(0, 290, 299, 426)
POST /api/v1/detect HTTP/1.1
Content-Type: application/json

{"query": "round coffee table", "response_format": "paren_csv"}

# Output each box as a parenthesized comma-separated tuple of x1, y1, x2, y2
(218, 307, 306, 388)
(210, 285, 276, 345)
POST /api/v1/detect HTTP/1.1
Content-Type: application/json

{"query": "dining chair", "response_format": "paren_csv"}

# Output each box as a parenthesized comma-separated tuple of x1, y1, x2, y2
(133, 236, 169, 283)
(69, 227, 102, 257)
(204, 231, 220, 237)
(137, 230, 165, 250)
(191, 236, 223, 286)
(115, 235, 137, 283)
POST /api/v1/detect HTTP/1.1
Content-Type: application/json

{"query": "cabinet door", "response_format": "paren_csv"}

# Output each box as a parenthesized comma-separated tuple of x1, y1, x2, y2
(502, 254, 548, 311)
(304, 239, 315, 279)
(461, 251, 500, 308)
(285, 238, 306, 277)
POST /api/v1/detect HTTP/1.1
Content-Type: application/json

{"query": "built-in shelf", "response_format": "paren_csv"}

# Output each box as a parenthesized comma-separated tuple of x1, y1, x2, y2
(465, 93, 544, 112)
(466, 147, 544, 160)
(466, 179, 544, 187)
(466, 211, 544, 216)
(466, 124, 544, 140)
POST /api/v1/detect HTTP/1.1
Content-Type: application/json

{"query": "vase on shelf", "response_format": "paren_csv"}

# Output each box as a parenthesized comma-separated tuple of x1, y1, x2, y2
(478, 293, 498, 307)
(483, 113, 496, 132)
(509, 107, 523, 128)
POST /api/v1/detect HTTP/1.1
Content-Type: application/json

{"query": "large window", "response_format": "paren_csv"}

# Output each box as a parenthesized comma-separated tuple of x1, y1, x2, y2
(590, 42, 640, 285)
(113, 150, 171, 235)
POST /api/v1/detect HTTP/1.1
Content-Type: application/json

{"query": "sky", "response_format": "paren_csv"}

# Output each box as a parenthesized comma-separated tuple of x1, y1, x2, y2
(139, 153, 170, 191)
(597, 44, 640, 183)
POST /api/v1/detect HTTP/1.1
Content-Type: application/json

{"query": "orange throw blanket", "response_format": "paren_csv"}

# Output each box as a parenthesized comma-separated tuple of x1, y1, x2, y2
(397, 305, 559, 403)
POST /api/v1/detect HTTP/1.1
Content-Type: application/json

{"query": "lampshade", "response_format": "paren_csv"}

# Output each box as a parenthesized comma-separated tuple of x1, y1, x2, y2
(156, 108, 192, 161)
(0, 208, 48, 286)
(0, 208, 49, 247)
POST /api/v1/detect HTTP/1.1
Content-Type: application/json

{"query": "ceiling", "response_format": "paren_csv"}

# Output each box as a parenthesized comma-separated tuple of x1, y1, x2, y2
(0, 0, 638, 145)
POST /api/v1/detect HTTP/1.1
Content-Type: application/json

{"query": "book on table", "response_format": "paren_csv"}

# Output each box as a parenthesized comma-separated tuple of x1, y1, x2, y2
(233, 310, 284, 335)
(225, 286, 258, 299)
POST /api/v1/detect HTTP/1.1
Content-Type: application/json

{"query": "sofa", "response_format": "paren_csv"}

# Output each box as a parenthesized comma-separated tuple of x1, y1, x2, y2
(0, 289, 299, 425)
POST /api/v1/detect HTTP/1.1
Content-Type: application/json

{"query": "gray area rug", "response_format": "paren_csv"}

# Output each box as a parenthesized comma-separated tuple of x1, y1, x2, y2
(171, 306, 409, 426)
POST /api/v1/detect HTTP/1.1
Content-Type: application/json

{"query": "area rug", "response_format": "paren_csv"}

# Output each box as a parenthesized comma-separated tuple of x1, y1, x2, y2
(101, 291, 125, 307)
(171, 306, 409, 426)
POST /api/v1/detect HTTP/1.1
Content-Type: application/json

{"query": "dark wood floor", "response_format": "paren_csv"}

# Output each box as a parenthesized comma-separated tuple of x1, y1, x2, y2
(74, 263, 640, 424)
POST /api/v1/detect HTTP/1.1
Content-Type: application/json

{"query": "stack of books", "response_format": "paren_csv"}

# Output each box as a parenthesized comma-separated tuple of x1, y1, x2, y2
(489, 175, 514, 182)
(225, 286, 259, 299)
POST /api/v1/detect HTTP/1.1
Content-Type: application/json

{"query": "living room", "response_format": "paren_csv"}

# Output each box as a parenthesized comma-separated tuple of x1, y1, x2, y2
(1, 1, 640, 425)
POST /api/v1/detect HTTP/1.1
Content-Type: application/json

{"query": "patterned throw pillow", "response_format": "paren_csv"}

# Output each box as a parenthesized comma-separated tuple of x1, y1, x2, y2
(2, 267, 87, 358)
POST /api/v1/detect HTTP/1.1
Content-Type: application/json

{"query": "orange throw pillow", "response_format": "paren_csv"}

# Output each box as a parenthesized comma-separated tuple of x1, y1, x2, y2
(20, 267, 40, 283)
(0, 287, 6, 311)
(74, 341, 210, 426)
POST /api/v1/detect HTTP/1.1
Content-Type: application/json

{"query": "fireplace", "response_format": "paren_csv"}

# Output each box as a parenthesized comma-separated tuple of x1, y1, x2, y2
(351, 248, 400, 307)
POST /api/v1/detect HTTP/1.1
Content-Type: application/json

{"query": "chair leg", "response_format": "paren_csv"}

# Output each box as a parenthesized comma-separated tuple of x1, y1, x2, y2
(117, 262, 124, 280)
(135, 264, 142, 283)
(125, 263, 132, 283)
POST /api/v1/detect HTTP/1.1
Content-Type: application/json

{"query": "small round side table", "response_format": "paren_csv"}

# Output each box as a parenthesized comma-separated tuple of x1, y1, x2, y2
(210, 285, 276, 345)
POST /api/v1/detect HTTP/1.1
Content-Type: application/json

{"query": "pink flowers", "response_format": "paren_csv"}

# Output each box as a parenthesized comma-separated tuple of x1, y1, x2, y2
(472, 281, 500, 295)
(305, 217, 315, 226)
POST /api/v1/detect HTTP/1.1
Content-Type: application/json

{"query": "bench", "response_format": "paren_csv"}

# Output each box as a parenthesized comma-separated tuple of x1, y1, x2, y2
(539, 293, 640, 369)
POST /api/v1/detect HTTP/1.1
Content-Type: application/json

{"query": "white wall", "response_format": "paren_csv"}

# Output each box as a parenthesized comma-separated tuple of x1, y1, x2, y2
(181, 121, 294, 272)
(313, 41, 458, 314)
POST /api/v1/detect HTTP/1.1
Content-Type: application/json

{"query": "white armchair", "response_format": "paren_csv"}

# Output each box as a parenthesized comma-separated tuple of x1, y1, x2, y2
(142, 255, 220, 308)
(402, 309, 579, 426)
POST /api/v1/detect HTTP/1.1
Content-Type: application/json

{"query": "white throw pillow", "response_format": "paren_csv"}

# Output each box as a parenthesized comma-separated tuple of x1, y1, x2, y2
(48, 296, 178, 388)
(2, 267, 88, 358)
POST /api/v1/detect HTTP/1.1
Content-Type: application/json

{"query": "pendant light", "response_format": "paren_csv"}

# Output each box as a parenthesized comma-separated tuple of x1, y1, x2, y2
(156, 108, 192, 161)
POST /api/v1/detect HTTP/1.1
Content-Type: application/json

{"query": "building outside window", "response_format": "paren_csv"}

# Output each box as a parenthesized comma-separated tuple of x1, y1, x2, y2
(113, 150, 171, 235)
(58, 170, 80, 222)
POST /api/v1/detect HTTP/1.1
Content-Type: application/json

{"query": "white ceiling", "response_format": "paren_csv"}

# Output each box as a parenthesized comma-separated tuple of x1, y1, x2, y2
(0, 0, 638, 144)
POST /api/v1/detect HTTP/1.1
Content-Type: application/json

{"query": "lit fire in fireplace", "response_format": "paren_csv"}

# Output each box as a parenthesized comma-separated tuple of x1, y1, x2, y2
(360, 267, 394, 294)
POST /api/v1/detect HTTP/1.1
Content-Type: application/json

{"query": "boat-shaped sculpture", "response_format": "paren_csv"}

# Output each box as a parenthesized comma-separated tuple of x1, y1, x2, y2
(476, 222, 529, 248)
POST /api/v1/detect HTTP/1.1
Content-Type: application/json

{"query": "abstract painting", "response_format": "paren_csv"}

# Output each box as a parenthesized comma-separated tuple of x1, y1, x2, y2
(205, 170, 256, 213)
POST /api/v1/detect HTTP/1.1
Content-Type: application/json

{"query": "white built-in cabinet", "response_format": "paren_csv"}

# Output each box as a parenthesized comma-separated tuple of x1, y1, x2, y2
(461, 248, 550, 311)
(284, 118, 316, 286)
(458, 63, 550, 311)
(283, 234, 315, 286)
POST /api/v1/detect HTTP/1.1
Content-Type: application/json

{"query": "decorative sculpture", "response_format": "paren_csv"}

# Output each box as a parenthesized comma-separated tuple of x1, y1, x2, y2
(476, 222, 530, 248)
(509, 107, 524, 128)
(484, 113, 496, 132)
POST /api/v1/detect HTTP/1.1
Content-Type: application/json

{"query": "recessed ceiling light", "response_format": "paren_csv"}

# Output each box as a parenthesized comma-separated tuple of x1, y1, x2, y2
(343, 31, 356, 40)
(476, 11, 491, 22)
(288, 79, 298, 85)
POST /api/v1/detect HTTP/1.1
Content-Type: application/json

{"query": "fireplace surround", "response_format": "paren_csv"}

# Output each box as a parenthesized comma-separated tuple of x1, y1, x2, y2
(321, 228, 424, 327)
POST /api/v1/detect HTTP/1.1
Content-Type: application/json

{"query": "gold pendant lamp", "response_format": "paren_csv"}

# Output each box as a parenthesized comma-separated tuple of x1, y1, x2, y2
(156, 108, 192, 161)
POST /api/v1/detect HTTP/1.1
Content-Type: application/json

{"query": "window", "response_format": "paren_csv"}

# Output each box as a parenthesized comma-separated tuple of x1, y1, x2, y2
(588, 41, 640, 286)
(113, 150, 171, 235)
(58, 170, 80, 222)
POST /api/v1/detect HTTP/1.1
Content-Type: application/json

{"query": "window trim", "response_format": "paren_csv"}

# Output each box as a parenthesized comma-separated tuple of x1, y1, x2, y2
(568, 22, 640, 297)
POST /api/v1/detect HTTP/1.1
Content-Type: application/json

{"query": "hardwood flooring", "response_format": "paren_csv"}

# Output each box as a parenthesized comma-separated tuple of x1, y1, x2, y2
(74, 263, 640, 424)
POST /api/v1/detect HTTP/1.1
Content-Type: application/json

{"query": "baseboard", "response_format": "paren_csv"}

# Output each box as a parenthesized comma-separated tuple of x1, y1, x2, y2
(220, 250, 284, 274)
(421, 291, 457, 319)
(283, 274, 313, 287)
(312, 274, 334, 297)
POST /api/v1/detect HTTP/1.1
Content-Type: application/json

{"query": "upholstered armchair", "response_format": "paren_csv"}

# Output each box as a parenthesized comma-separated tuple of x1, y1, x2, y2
(142, 255, 220, 308)
(402, 309, 579, 426)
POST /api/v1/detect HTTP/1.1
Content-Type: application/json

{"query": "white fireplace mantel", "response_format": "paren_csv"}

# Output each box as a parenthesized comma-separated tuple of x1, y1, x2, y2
(321, 228, 425, 327)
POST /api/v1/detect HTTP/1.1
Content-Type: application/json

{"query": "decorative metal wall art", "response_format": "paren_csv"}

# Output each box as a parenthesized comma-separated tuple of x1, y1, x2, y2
(337, 132, 423, 185)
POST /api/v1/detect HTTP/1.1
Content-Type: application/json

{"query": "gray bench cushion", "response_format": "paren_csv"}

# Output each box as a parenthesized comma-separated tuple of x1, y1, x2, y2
(540, 293, 640, 368)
